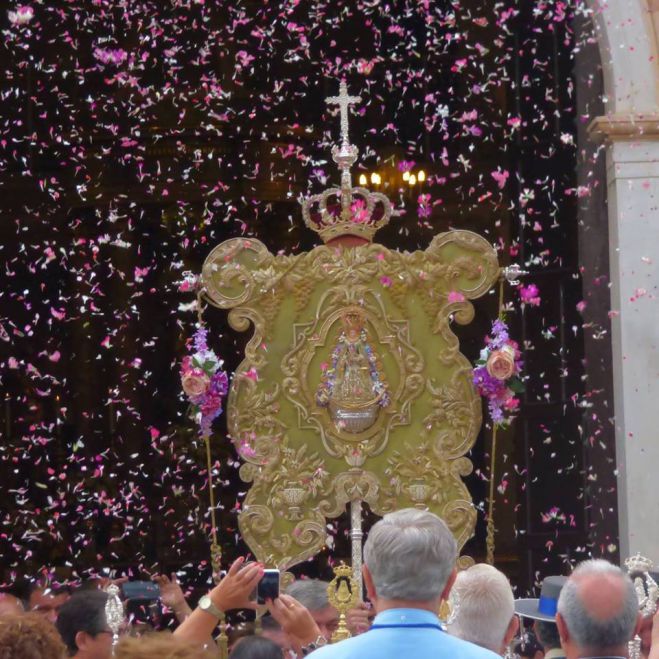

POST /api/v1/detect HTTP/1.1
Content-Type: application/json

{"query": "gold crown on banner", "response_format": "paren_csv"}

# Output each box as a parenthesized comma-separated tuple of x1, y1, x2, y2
(301, 81, 397, 244)
(332, 563, 353, 579)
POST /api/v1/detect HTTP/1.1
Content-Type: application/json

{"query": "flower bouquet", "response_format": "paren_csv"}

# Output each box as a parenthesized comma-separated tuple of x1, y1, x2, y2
(473, 318, 524, 426)
(180, 326, 228, 438)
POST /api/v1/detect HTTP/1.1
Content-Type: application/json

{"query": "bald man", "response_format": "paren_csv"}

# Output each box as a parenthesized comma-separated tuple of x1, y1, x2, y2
(556, 559, 641, 659)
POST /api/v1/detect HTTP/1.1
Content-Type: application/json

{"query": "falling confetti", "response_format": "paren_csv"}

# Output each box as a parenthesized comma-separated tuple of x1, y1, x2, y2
(0, 0, 625, 591)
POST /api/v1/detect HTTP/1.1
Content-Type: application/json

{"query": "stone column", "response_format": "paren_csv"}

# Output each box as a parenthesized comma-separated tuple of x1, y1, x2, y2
(590, 118, 659, 561)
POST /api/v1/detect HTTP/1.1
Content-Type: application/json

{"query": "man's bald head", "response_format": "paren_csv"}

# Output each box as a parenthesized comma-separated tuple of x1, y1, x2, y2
(575, 570, 628, 620)
(556, 559, 638, 655)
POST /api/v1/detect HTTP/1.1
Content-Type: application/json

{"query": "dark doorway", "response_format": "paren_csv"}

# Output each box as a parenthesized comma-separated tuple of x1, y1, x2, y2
(0, 1, 614, 595)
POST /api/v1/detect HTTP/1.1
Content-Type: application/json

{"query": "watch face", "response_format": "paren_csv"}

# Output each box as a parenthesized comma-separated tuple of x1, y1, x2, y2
(199, 595, 211, 610)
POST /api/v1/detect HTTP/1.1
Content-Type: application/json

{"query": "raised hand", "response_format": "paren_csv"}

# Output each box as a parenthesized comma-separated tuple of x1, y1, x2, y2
(210, 557, 263, 612)
(346, 601, 372, 635)
(174, 557, 263, 645)
(152, 573, 192, 621)
(153, 573, 186, 609)
(267, 593, 322, 647)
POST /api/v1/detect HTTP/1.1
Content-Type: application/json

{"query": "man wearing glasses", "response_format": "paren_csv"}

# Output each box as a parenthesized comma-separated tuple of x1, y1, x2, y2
(56, 590, 114, 659)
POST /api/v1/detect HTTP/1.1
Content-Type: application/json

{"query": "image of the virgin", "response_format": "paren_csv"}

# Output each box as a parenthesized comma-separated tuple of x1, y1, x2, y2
(319, 311, 386, 434)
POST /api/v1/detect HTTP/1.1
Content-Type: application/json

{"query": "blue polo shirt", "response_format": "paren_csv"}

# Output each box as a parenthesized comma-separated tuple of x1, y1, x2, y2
(309, 608, 501, 659)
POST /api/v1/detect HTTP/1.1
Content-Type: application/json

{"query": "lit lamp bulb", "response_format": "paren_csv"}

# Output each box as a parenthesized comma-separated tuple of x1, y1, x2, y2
(417, 169, 426, 183)
(402, 171, 410, 182)
(358, 174, 367, 186)
(371, 172, 381, 185)
(408, 174, 417, 186)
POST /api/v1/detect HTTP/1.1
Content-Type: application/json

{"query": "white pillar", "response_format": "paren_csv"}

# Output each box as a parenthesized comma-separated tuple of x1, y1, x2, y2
(588, 0, 659, 114)
(603, 136, 659, 561)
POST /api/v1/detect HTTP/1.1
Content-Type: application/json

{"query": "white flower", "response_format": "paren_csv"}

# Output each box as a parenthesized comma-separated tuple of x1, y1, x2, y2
(178, 301, 198, 313)
(194, 350, 219, 371)
(8, 5, 34, 25)
(519, 188, 535, 207)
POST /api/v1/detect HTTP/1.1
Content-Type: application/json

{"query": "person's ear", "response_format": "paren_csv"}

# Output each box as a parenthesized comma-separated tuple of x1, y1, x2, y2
(362, 565, 376, 603)
(556, 612, 570, 645)
(503, 615, 520, 646)
(440, 568, 457, 602)
(75, 630, 91, 650)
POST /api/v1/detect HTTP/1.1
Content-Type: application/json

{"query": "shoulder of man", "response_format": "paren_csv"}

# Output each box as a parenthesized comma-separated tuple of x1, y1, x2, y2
(306, 634, 367, 658)
(440, 633, 502, 658)
(308, 631, 501, 659)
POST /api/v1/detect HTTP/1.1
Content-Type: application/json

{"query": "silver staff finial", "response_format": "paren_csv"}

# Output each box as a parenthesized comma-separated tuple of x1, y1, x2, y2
(625, 553, 659, 618)
(104, 583, 125, 652)
(501, 264, 529, 286)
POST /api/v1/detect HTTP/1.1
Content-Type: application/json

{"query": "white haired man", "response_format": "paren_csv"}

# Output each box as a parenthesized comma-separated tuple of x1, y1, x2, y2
(447, 564, 519, 655)
(307, 508, 499, 658)
(556, 559, 641, 659)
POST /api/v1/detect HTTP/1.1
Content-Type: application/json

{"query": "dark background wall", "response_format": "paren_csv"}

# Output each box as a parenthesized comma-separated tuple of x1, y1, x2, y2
(0, 0, 616, 595)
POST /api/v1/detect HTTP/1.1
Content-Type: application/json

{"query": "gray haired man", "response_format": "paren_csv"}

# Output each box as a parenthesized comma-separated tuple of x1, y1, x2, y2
(286, 579, 371, 639)
(556, 559, 641, 659)
(309, 508, 498, 659)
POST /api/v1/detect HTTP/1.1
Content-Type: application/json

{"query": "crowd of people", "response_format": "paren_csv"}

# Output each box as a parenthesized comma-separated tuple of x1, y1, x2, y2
(1, 508, 658, 659)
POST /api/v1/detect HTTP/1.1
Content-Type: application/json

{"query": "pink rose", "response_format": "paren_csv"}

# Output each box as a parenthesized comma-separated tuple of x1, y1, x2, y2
(182, 369, 210, 397)
(486, 346, 516, 381)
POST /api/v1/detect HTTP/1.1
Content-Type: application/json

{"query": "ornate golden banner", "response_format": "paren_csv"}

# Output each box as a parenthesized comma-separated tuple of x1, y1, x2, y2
(202, 231, 498, 569)
(200, 82, 499, 570)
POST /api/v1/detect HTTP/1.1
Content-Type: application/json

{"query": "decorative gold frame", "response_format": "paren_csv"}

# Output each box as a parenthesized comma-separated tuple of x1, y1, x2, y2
(201, 230, 498, 569)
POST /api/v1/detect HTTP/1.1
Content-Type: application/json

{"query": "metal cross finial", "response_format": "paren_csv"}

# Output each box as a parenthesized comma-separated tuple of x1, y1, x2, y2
(326, 80, 361, 147)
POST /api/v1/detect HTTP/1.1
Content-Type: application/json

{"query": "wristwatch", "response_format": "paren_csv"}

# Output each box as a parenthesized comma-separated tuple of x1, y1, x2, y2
(301, 635, 328, 656)
(198, 594, 223, 619)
